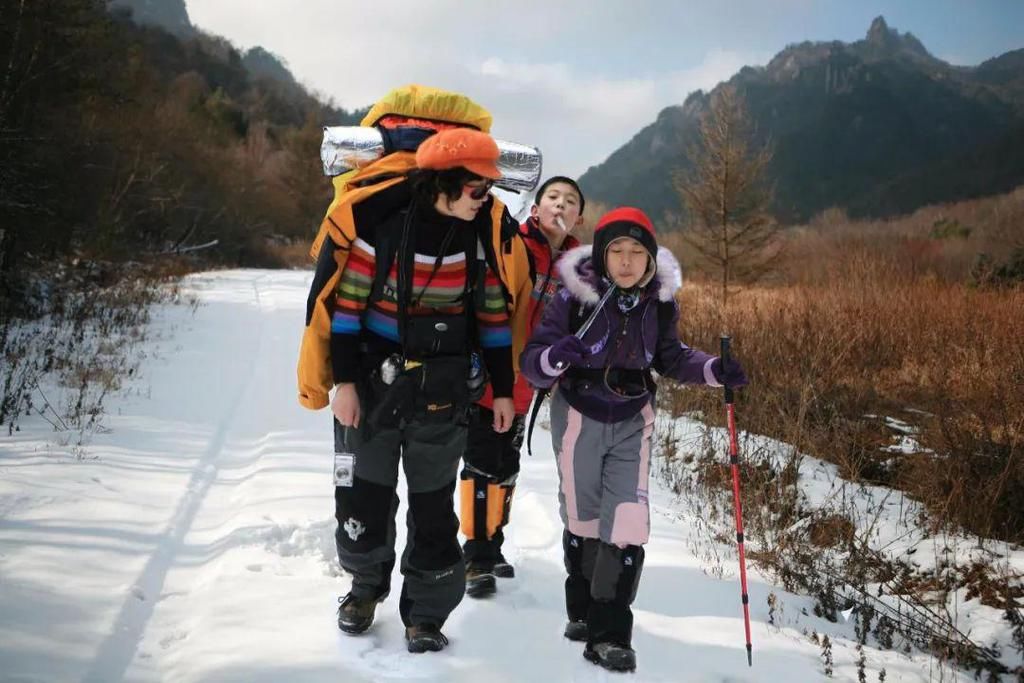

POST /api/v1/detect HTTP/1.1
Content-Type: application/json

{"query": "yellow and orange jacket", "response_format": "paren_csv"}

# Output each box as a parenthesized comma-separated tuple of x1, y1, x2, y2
(296, 85, 533, 410)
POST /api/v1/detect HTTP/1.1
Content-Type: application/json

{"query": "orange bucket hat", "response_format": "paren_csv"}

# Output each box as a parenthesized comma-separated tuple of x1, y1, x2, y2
(415, 128, 501, 180)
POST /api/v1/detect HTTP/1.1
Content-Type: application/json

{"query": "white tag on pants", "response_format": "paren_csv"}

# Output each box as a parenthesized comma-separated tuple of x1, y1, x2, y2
(333, 452, 355, 487)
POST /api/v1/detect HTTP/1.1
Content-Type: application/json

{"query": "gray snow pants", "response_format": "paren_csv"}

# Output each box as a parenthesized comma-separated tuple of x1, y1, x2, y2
(334, 416, 466, 628)
(549, 388, 654, 547)
(549, 387, 654, 647)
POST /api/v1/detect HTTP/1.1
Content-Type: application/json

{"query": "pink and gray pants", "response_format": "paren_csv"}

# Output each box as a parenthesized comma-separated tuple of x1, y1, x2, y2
(549, 386, 654, 648)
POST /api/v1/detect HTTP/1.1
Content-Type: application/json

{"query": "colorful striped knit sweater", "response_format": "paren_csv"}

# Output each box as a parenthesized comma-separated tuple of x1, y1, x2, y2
(330, 206, 514, 397)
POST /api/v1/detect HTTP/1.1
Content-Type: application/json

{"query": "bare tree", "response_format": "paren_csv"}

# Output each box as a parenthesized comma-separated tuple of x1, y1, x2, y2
(675, 86, 780, 305)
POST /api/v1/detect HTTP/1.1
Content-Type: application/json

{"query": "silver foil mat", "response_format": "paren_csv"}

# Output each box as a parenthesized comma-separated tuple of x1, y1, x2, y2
(321, 126, 542, 193)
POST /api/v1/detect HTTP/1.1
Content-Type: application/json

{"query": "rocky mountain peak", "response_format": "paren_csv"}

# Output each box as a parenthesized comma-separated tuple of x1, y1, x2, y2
(578, 17, 1024, 223)
(862, 15, 931, 60)
(108, 0, 193, 37)
(866, 16, 892, 44)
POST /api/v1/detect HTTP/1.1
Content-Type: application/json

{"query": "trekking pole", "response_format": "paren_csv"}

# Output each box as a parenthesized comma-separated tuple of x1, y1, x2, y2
(721, 335, 753, 667)
(573, 283, 616, 340)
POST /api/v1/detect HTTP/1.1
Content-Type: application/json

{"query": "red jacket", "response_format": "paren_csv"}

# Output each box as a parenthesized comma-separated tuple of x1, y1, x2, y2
(479, 218, 581, 415)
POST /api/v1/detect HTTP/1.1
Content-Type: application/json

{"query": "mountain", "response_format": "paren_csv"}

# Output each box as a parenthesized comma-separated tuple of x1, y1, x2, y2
(108, 1, 313, 95)
(579, 17, 1024, 223)
(108, 0, 194, 37)
(105, 1, 366, 127)
(242, 46, 300, 88)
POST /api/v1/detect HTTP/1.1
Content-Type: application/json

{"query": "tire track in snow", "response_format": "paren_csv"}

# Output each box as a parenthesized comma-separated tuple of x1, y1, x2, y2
(81, 273, 268, 683)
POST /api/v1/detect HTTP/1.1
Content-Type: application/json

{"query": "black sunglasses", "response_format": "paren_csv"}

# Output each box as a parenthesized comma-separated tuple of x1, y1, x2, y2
(463, 181, 494, 200)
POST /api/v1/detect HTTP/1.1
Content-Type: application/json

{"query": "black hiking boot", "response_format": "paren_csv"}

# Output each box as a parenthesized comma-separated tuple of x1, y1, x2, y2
(583, 642, 637, 672)
(405, 623, 449, 653)
(465, 562, 496, 598)
(337, 592, 381, 634)
(564, 620, 588, 642)
(493, 551, 515, 578)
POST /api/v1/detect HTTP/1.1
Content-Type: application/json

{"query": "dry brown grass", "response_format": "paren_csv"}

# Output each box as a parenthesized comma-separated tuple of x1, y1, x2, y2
(261, 240, 315, 269)
(662, 190, 1024, 541)
(1, 256, 187, 442)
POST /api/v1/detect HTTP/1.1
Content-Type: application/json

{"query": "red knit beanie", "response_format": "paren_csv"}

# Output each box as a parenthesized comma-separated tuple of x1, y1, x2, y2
(593, 207, 658, 286)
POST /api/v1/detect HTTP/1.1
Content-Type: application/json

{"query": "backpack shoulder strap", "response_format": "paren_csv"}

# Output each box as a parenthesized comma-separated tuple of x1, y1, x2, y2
(525, 388, 547, 457)
(655, 298, 675, 339)
(362, 207, 407, 350)
(368, 219, 401, 306)
(526, 296, 586, 456)
(525, 239, 537, 285)
(461, 226, 484, 349)
(464, 224, 483, 298)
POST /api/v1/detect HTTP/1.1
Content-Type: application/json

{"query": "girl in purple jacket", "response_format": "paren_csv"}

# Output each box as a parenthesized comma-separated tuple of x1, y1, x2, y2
(520, 207, 748, 672)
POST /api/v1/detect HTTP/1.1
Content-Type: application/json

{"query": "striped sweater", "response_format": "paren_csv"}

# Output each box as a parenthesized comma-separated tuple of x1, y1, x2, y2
(330, 206, 514, 397)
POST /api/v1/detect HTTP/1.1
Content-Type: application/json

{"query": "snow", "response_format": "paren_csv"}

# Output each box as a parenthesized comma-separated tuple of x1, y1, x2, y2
(861, 415, 934, 455)
(0, 269, 994, 681)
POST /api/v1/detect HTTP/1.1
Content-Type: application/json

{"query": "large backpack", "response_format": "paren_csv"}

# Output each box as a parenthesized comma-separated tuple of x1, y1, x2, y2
(297, 85, 532, 410)
(309, 84, 495, 266)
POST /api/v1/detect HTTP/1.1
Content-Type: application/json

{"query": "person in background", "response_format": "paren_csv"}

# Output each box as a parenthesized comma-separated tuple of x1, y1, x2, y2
(460, 176, 586, 598)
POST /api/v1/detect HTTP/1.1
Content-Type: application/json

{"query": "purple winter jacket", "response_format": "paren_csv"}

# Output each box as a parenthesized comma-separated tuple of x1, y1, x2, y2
(519, 245, 720, 423)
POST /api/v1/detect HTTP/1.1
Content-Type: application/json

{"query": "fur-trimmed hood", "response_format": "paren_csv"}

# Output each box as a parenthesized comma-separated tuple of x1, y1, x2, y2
(556, 245, 682, 304)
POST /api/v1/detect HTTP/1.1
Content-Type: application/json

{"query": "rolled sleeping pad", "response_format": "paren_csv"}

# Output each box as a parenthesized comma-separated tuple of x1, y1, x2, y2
(321, 125, 542, 193)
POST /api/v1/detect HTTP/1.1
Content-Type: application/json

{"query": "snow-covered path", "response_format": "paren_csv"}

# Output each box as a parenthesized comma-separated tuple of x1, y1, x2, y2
(0, 270, 965, 682)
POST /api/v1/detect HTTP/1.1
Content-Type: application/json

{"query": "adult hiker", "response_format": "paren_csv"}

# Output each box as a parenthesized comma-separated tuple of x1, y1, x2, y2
(304, 121, 525, 654)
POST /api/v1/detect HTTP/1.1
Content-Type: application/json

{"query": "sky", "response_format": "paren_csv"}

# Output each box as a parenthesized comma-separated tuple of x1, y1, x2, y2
(184, 0, 1024, 181)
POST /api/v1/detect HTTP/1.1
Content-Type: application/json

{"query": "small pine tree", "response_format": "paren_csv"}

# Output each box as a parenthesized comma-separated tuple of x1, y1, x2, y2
(856, 603, 875, 645)
(856, 643, 867, 682)
(767, 592, 779, 627)
(821, 635, 834, 677)
(878, 668, 886, 682)
(873, 614, 895, 650)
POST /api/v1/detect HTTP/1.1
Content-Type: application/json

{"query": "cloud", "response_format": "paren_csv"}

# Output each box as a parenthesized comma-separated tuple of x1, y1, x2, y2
(184, 1, 767, 178)
(464, 49, 767, 177)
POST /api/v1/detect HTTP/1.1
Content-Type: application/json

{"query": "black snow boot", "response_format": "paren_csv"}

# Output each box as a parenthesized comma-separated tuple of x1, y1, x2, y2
(465, 561, 497, 598)
(493, 550, 515, 578)
(564, 619, 588, 642)
(337, 592, 382, 634)
(584, 642, 637, 672)
(405, 623, 450, 653)
(563, 530, 596, 626)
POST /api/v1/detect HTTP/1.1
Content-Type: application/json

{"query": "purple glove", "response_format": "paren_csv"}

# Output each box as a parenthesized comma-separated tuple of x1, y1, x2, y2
(548, 335, 588, 369)
(711, 356, 749, 388)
